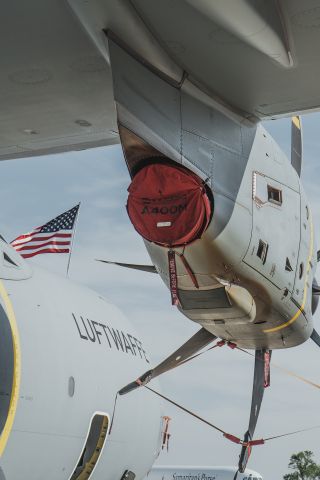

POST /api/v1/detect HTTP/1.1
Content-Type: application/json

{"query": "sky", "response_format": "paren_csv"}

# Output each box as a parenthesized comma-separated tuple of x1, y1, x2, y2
(0, 114, 320, 479)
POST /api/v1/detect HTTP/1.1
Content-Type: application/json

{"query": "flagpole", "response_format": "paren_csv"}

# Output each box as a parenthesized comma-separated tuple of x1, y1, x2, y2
(66, 202, 81, 278)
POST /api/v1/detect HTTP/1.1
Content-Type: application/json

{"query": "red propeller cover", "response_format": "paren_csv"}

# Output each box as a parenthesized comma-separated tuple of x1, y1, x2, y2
(126, 162, 212, 247)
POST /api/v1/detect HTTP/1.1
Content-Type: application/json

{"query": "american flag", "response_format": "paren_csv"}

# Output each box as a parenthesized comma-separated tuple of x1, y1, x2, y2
(11, 204, 80, 259)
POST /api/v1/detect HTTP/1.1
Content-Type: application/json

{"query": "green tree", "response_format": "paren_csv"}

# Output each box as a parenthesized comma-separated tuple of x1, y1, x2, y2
(284, 451, 320, 480)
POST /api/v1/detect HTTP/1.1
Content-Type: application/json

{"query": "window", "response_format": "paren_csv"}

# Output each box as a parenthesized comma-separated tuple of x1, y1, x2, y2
(299, 262, 304, 279)
(68, 376, 75, 397)
(267, 185, 282, 206)
(257, 240, 268, 264)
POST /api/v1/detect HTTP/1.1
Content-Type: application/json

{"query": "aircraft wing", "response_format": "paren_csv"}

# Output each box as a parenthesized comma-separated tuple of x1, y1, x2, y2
(0, 1, 119, 161)
(127, 0, 320, 122)
(2, 0, 320, 160)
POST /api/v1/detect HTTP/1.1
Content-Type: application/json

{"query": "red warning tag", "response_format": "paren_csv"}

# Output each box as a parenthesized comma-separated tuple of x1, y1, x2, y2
(264, 350, 271, 388)
(168, 250, 180, 306)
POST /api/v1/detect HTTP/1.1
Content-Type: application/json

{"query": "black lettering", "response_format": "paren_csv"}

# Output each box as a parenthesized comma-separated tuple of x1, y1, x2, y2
(136, 339, 150, 364)
(142, 347, 150, 363)
(127, 334, 137, 356)
(73, 315, 151, 364)
(91, 321, 102, 344)
(122, 332, 134, 354)
(100, 323, 112, 348)
(141, 203, 187, 215)
(107, 327, 124, 351)
(81, 317, 96, 342)
(133, 336, 143, 358)
(72, 313, 88, 340)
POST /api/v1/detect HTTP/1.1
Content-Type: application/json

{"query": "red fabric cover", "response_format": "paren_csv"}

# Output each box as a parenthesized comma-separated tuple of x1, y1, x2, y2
(127, 162, 212, 247)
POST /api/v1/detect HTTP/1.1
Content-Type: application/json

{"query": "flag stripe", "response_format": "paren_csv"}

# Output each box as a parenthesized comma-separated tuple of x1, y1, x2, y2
(14, 240, 71, 252)
(21, 248, 70, 259)
(11, 232, 72, 246)
(11, 228, 42, 242)
(10, 204, 79, 259)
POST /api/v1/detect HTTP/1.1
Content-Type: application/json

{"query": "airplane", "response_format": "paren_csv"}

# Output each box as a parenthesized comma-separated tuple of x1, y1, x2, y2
(145, 465, 263, 480)
(2, 0, 320, 477)
(0, 235, 164, 479)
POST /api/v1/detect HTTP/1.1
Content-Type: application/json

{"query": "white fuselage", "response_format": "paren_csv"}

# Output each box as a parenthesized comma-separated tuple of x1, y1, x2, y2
(0, 243, 163, 480)
(145, 466, 263, 480)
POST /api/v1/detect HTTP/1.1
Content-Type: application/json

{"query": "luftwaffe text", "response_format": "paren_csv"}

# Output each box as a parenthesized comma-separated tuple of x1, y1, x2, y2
(72, 313, 149, 363)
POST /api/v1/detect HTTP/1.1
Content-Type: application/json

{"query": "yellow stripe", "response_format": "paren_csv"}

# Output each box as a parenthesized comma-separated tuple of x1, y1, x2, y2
(0, 281, 20, 455)
(263, 215, 314, 333)
(292, 116, 301, 130)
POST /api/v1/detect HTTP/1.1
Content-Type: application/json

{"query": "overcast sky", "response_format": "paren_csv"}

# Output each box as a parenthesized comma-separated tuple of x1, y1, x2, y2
(0, 114, 320, 479)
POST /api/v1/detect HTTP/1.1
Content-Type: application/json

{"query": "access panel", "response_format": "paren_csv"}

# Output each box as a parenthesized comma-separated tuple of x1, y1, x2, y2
(243, 172, 300, 293)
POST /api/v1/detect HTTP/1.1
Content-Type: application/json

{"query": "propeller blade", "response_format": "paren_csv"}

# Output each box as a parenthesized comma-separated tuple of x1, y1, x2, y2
(313, 283, 320, 296)
(119, 328, 217, 395)
(312, 281, 320, 314)
(291, 116, 302, 177)
(238, 349, 271, 473)
(311, 329, 320, 347)
(96, 259, 157, 273)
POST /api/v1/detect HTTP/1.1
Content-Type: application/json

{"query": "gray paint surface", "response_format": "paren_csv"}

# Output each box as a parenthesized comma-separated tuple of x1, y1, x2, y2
(2, 1, 320, 159)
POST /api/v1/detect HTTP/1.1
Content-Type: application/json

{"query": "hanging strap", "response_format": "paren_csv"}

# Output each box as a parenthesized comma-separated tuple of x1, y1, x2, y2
(264, 350, 271, 388)
(109, 392, 119, 434)
(144, 385, 320, 448)
(177, 252, 199, 289)
(168, 250, 180, 306)
(264, 425, 320, 442)
(168, 249, 199, 305)
(145, 385, 227, 435)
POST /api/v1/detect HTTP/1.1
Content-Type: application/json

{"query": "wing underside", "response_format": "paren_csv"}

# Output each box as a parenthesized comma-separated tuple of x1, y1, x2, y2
(128, 0, 320, 121)
(2, 0, 320, 160)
